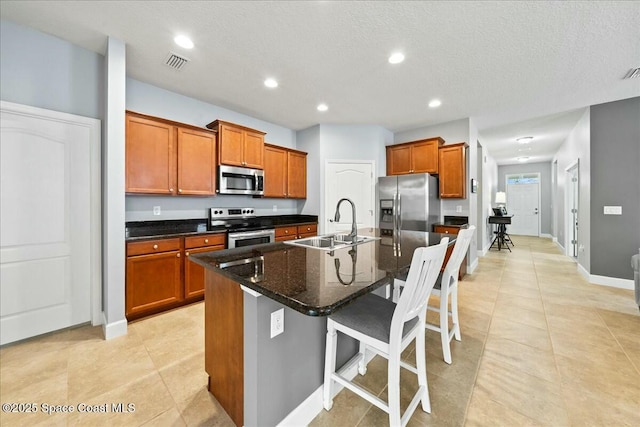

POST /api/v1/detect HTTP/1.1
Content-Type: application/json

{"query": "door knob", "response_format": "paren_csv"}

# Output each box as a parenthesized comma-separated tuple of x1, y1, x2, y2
(329, 219, 334, 222)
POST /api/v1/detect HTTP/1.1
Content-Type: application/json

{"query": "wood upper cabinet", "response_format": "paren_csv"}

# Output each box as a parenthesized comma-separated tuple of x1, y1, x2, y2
(206, 120, 266, 169)
(263, 143, 307, 199)
(177, 127, 217, 195)
(386, 137, 444, 176)
(126, 113, 176, 194)
(439, 142, 468, 198)
(126, 111, 217, 196)
(264, 145, 288, 197)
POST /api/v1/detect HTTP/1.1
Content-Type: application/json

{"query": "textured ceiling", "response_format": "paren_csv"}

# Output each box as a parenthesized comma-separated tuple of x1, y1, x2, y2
(1, 1, 639, 164)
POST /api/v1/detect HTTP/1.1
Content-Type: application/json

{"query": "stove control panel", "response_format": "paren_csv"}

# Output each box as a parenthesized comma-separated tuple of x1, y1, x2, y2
(209, 207, 256, 219)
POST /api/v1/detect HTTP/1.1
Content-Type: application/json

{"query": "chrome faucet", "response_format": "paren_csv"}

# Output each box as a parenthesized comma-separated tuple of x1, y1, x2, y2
(334, 198, 357, 241)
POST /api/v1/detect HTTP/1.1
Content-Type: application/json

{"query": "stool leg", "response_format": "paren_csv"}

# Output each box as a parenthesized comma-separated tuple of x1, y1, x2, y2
(358, 341, 368, 375)
(416, 316, 431, 413)
(451, 284, 461, 341)
(388, 355, 402, 426)
(440, 294, 452, 364)
(323, 322, 337, 410)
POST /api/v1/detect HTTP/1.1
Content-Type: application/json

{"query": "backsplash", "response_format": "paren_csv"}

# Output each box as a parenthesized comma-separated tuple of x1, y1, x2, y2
(125, 195, 299, 221)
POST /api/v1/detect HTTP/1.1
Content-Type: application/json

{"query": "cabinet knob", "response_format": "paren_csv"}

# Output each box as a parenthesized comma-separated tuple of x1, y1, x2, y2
(178, 189, 182, 193)
(204, 239, 209, 243)
(186, 251, 190, 256)
(307, 227, 310, 231)
(285, 230, 289, 234)
(169, 188, 174, 192)
(445, 231, 449, 234)
(153, 244, 158, 249)
(177, 253, 181, 258)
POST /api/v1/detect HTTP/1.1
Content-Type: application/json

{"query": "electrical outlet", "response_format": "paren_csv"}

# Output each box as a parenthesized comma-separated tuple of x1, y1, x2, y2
(603, 206, 622, 215)
(273, 205, 278, 212)
(153, 206, 161, 216)
(456, 205, 462, 213)
(270, 308, 284, 338)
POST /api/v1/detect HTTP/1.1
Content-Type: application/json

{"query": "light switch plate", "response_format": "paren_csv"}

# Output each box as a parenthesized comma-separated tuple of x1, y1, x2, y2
(603, 206, 622, 215)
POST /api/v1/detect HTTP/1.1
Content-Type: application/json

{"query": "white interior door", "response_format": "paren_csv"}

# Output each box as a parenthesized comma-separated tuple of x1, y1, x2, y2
(506, 173, 540, 236)
(0, 102, 100, 344)
(324, 162, 375, 234)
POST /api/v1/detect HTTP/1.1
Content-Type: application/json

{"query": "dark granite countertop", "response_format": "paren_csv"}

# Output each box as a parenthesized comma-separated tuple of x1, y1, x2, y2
(433, 216, 469, 228)
(189, 228, 455, 316)
(125, 214, 318, 241)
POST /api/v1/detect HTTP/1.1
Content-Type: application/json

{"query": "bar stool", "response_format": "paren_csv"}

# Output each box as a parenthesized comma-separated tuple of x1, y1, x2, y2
(394, 226, 475, 364)
(323, 238, 448, 426)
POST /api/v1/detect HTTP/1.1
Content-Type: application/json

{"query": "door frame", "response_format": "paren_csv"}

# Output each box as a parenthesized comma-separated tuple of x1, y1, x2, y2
(323, 160, 376, 235)
(565, 160, 580, 258)
(1, 100, 102, 327)
(505, 172, 541, 236)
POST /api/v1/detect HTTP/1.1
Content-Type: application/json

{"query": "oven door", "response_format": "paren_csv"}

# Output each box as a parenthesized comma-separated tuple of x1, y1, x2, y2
(228, 229, 275, 248)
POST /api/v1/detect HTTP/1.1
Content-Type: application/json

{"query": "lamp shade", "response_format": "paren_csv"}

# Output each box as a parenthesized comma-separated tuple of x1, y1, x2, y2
(495, 191, 507, 204)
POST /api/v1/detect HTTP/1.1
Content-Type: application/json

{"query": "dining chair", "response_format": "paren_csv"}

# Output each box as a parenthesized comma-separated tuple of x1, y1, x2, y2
(323, 238, 448, 426)
(394, 226, 475, 364)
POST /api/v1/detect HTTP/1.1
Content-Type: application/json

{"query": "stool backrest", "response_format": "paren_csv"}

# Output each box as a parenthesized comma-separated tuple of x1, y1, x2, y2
(391, 238, 449, 341)
(443, 226, 476, 286)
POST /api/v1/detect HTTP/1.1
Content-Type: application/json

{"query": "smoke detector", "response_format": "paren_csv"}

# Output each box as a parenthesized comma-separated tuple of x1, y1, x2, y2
(624, 67, 640, 79)
(164, 52, 190, 70)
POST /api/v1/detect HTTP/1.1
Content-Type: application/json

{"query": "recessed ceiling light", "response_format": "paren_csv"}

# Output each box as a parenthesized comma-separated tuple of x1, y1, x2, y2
(516, 136, 534, 144)
(517, 156, 530, 162)
(518, 147, 532, 152)
(428, 99, 442, 108)
(317, 103, 328, 112)
(388, 52, 405, 64)
(174, 35, 194, 49)
(264, 78, 278, 88)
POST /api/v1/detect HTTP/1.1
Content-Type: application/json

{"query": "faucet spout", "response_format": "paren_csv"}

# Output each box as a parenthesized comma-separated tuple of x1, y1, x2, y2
(334, 198, 357, 240)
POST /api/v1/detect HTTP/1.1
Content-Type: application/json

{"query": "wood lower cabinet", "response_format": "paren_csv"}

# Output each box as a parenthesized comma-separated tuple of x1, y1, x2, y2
(126, 238, 183, 318)
(263, 144, 307, 199)
(275, 223, 317, 241)
(126, 233, 226, 319)
(439, 142, 468, 198)
(433, 225, 467, 279)
(207, 120, 265, 169)
(184, 234, 226, 300)
(126, 111, 217, 196)
(386, 137, 444, 175)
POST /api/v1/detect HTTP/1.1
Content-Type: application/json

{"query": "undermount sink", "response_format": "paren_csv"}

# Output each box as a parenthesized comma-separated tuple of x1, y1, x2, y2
(284, 234, 380, 251)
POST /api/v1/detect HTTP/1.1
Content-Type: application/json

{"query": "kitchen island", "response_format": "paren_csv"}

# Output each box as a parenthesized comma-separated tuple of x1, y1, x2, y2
(190, 228, 454, 426)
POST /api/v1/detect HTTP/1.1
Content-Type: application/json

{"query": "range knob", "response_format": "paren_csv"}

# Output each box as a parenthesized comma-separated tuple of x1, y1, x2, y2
(250, 209, 254, 214)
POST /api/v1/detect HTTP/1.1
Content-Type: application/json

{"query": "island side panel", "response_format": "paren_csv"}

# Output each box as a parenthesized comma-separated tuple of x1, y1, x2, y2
(205, 270, 244, 427)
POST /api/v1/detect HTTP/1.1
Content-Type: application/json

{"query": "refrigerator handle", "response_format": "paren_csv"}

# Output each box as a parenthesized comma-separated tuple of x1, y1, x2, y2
(397, 193, 402, 230)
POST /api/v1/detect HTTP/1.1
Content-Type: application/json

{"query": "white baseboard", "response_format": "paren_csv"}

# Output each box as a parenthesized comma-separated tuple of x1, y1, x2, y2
(576, 264, 634, 290)
(469, 258, 479, 274)
(540, 233, 552, 239)
(555, 240, 565, 252)
(277, 351, 376, 427)
(102, 313, 127, 340)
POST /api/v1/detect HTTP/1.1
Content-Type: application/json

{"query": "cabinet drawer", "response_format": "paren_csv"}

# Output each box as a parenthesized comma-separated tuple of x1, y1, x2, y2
(275, 226, 298, 238)
(127, 238, 181, 256)
(185, 233, 226, 249)
(297, 224, 317, 235)
(433, 226, 461, 235)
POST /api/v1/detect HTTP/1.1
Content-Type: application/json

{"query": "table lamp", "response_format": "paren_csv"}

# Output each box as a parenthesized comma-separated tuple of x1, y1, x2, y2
(495, 191, 506, 207)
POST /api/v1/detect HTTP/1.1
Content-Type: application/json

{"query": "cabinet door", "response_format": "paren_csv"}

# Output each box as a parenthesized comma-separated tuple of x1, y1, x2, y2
(439, 144, 467, 198)
(185, 245, 225, 299)
(263, 145, 288, 198)
(218, 124, 244, 167)
(287, 151, 307, 198)
(411, 140, 440, 174)
(243, 131, 265, 169)
(177, 128, 217, 196)
(126, 114, 176, 194)
(387, 145, 411, 175)
(126, 250, 182, 318)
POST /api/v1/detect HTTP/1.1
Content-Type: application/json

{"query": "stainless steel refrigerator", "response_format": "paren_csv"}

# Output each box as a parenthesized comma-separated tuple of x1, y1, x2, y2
(378, 173, 440, 232)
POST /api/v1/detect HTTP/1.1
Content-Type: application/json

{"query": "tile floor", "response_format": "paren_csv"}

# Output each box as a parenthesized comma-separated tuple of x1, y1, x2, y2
(1, 236, 638, 426)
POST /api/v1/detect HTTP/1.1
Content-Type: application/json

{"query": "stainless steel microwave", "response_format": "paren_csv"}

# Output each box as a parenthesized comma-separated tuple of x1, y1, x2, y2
(218, 165, 264, 196)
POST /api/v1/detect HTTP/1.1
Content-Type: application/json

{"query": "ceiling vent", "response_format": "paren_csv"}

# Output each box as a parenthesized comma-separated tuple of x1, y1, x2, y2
(624, 67, 640, 79)
(164, 52, 189, 70)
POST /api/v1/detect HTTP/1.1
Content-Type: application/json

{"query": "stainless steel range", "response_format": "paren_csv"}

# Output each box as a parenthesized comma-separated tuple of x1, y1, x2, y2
(209, 208, 275, 248)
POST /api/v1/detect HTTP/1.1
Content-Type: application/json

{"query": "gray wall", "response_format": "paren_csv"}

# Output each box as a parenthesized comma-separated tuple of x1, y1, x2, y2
(498, 161, 553, 235)
(590, 97, 640, 280)
(125, 78, 300, 221)
(0, 19, 104, 119)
